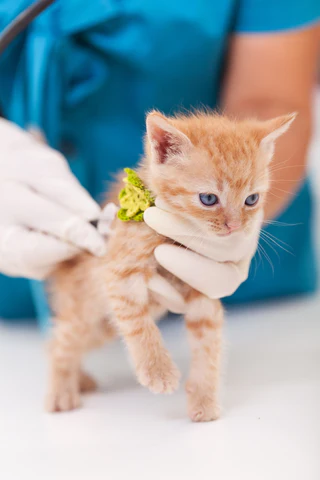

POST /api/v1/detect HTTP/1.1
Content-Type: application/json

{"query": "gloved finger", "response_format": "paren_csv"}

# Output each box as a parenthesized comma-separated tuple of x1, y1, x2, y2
(29, 175, 101, 221)
(1, 182, 106, 257)
(98, 203, 118, 236)
(148, 274, 186, 314)
(2, 126, 72, 180)
(0, 117, 36, 149)
(154, 244, 245, 299)
(100, 202, 119, 221)
(0, 122, 100, 221)
(144, 206, 193, 240)
(0, 225, 80, 279)
(144, 206, 231, 260)
(144, 206, 257, 262)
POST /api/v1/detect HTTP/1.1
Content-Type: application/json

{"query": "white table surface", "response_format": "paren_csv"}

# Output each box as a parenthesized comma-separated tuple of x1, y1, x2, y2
(0, 297, 320, 480)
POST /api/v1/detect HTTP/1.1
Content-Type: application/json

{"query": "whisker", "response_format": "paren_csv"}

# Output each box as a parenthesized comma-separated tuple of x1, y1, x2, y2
(256, 158, 299, 181)
(271, 187, 296, 196)
(260, 230, 295, 256)
(260, 235, 280, 263)
(268, 164, 307, 174)
(263, 220, 302, 227)
(261, 229, 293, 248)
(255, 244, 263, 273)
(267, 191, 283, 200)
(258, 242, 274, 275)
(268, 178, 300, 183)
(256, 164, 307, 183)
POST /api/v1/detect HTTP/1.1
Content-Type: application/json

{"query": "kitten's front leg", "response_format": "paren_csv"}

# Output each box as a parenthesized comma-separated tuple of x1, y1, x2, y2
(185, 291, 223, 422)
(107, 272, 180, 394)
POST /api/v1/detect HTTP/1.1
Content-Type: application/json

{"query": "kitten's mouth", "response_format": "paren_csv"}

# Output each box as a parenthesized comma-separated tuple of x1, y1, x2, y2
(217, 231, 233, 237)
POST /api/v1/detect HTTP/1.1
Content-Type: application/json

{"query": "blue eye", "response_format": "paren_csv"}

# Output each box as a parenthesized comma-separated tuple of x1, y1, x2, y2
(245, 194, 259, 206)
(199, 193, 219, 206)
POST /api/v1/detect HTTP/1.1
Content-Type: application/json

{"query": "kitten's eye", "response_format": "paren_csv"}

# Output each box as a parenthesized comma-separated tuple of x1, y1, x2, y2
(245, 193, 259, 206)
(199, 193, 219, 206)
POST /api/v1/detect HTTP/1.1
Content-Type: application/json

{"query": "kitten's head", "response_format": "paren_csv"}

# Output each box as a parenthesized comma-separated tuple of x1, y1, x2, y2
(144, 110, 295, 238)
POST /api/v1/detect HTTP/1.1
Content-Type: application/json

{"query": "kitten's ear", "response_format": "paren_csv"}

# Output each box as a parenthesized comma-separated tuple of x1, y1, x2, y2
(260, 112, 297, 160)
(146, 111, 193, 164)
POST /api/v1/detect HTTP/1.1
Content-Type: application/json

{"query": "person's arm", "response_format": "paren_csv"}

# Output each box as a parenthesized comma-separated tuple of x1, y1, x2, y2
(222, 25, 320, 219)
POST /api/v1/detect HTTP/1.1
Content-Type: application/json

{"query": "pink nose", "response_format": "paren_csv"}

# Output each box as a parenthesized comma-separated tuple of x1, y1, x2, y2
(225, 222, 241, 232)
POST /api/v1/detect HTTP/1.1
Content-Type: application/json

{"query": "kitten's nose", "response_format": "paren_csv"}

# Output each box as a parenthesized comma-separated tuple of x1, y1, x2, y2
(225, 221, 241, 232)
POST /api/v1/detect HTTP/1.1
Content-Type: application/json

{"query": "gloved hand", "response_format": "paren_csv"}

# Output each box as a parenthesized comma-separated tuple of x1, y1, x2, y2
(0, 118, 107, 280)
(144, 202, 261, 311)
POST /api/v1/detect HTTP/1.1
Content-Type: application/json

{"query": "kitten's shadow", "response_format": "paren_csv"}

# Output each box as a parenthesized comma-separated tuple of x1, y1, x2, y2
(99, 373, 138, 394)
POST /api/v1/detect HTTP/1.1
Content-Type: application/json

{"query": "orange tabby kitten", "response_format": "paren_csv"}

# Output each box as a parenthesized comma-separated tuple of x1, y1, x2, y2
(46, 110, 295, 421)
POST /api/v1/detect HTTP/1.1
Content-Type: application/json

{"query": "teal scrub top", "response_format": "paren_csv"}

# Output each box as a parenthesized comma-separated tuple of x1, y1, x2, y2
(0, 0, 319, 323)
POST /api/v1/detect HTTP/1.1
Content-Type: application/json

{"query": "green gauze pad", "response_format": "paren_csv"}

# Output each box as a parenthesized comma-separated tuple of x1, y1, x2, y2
(117, 168, 155, 222)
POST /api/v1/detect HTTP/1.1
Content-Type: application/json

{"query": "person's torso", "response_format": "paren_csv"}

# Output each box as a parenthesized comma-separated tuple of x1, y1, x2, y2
(16, 0, 237, 198)
(0, 0, 317, 322)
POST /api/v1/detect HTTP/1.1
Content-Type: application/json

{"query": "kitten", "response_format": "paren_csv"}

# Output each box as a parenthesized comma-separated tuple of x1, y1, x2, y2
(46, 110, 295, 421)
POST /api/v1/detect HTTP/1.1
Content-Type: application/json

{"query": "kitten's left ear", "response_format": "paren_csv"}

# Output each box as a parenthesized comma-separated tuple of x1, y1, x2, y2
(146, 111, 193, 164)
(260, 112, 297, 160)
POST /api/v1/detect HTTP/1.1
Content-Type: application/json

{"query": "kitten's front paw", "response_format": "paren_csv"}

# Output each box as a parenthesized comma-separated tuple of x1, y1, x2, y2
(186, 381, 221, 422)
(45, 376, 81, 413)
(137, 351, 180, 394)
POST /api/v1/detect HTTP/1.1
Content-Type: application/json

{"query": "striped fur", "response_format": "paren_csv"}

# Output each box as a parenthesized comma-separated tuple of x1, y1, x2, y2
(46, 110, 293, 420)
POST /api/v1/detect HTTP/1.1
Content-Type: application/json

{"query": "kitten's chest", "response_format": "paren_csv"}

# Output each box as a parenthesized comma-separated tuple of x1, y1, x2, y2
(108, 219, 167, 266)
(107, 219, 194, 307)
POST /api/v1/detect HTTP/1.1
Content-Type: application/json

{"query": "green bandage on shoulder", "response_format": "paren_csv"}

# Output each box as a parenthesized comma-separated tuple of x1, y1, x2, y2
(117, 168, 155, 222)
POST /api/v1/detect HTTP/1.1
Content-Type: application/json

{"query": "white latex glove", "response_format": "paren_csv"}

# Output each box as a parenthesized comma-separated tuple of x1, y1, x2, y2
(144, 203, 260, 311)
(0, 118, 108, 280)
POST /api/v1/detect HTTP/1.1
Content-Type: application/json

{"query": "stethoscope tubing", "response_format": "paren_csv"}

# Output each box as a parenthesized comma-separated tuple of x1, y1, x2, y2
(0, 0, 56, 55)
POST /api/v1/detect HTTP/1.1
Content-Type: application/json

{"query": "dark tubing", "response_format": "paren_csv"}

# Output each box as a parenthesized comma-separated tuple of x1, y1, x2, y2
(0, 0, 56, 55)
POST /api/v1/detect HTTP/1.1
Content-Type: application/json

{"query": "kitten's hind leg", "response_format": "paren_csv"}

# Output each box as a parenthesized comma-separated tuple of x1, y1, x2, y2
(45, 319, 91, 413)
(184, 291, 224, 422)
